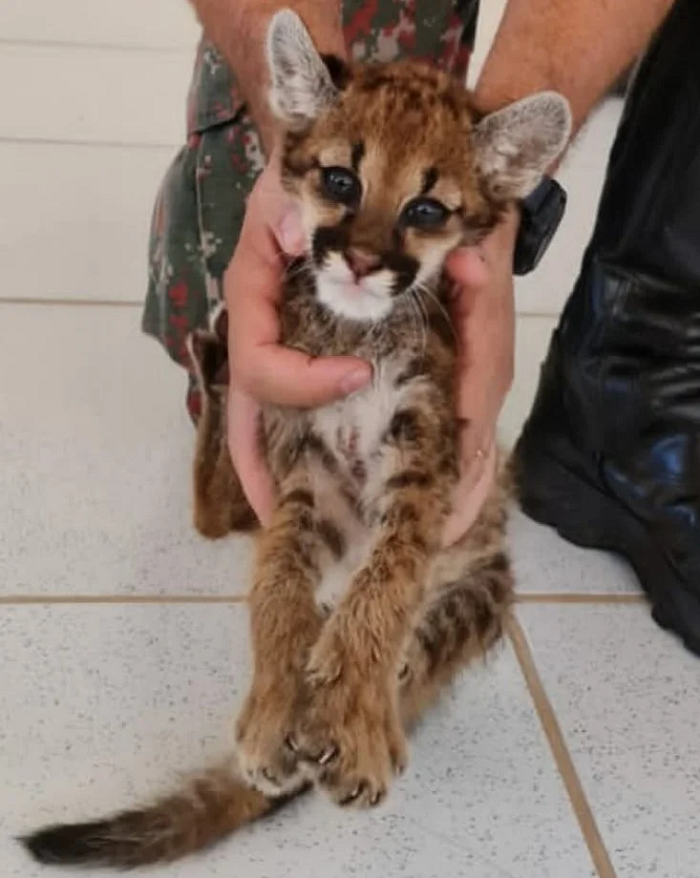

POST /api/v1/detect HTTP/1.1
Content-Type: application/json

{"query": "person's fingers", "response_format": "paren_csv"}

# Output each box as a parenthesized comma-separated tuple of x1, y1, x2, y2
(459, 422, 496, 483)
(444, 283, 511, 545)
(451, 264, 515, 429)
(227, 385, 276, 526)
(446, 205, 520, 292)
(227, 213, 371, 408)
(220, 154, 371, 522)
(229, 261, 371, 406)
(440, 212, 518, 545)
(275, 207, 306, 256)
(442, 442, 498, 547)
(238, 344, 372, 408)
(445, 245, 489, 290)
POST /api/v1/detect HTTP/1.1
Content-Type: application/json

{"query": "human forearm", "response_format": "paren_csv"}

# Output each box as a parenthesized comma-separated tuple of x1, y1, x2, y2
(474, 0, 675, 138)
(188, 0, 345, 152)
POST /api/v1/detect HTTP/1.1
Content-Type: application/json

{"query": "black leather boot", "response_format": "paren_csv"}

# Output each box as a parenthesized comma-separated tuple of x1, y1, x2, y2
(514, 0, 700, 654)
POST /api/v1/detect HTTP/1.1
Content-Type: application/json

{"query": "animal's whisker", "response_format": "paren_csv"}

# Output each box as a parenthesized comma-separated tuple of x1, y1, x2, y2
(282, 256, 314, 284)
(408, 290, 428, 361)
(413, 281, 458, 344)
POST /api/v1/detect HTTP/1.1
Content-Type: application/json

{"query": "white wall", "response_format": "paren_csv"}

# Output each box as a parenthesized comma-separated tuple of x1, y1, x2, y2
(0, 0, 620, 313)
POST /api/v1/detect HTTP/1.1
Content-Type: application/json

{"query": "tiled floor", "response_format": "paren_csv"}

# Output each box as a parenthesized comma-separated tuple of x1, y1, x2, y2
(2, 4, 699, 878)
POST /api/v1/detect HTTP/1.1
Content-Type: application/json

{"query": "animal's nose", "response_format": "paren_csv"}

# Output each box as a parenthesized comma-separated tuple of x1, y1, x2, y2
(345, 247, 381, 280)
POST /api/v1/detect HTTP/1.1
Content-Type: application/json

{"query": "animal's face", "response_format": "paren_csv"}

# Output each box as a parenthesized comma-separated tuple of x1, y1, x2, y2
(281, 67, 493, 322)
(267, 11, 571, 323)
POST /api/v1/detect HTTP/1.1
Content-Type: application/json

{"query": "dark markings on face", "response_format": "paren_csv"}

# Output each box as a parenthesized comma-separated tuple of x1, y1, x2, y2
(313, 222, 418, 295)
(384, 250, 419, 295)
(312, 224, 350, 267)
(279, 60, 513, 319)
(351, 141, 365, 172)
(421, 166, 439, 195)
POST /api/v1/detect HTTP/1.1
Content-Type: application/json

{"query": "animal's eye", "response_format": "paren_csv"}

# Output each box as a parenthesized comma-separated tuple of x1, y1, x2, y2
(401, 198, 450, 229)
(320, 166, 361, 206)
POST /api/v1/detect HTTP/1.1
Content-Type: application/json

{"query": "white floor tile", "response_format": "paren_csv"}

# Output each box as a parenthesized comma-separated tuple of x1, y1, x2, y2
(0, 304, 252, 596)
(0, 63, 619, 315)
(0, 141, 174, 302)
(0, 0, 199, 49)
(0, 44, 194, 147)
(1, 604, 244, 878)
(510, 506, 641, 596)
(3, 304, 628, 598)
(518, 604, 700, 878)
(0, 130, 616, 308)
(2, 604, 595, 878)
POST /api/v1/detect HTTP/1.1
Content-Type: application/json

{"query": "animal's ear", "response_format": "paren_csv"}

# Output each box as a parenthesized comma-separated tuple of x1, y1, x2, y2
(266, 10, 342, 131)
(473, 92, 572, 200)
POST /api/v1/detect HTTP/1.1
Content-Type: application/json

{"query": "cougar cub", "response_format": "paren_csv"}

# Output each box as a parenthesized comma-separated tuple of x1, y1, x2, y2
(23, 9, 570, 869)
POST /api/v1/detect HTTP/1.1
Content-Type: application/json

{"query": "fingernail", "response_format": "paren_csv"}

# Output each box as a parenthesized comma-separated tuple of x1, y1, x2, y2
(278, 210, 305, 254)
(339, 368, 370, 395)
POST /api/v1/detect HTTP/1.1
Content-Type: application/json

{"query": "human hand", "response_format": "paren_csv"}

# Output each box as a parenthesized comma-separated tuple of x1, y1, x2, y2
(441, 207, 519, 546)
(225, 152, 372, 524)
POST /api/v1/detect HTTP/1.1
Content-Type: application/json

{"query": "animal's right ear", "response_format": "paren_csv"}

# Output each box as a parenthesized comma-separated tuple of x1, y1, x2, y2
(266, 9, 344, 131)
(473, 92, 571, 201)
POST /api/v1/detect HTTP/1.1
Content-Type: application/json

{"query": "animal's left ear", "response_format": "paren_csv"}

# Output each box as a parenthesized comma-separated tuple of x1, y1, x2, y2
(473, 92, 572, 200)
(266, 9, 341, 131)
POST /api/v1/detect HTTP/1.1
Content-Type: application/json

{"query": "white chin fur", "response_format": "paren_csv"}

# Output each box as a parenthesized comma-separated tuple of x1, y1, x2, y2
(316, 253, 395, 322)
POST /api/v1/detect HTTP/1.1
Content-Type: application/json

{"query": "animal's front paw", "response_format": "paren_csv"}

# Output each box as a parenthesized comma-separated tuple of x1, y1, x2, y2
(305, 622, 347, 687)
(291, 666, 407, 808)
(236, 674, 308, 797)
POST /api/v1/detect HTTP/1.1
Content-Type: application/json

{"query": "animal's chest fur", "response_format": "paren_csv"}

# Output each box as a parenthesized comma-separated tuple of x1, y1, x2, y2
(310, 356, 408, 487)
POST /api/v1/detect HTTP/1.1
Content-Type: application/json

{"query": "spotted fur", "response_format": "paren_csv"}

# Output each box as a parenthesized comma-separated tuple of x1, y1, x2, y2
(22, 9, 569, 868)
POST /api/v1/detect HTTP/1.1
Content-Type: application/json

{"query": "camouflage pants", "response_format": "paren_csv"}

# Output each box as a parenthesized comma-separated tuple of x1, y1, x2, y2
(142, 0, 480, 422)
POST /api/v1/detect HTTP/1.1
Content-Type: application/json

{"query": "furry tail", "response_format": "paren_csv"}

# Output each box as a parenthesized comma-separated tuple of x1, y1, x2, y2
(21, 760, 306, 869)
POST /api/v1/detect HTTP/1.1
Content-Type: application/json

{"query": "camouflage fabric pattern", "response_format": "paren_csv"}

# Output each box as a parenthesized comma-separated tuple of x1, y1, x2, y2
(142, 0, 480, 421)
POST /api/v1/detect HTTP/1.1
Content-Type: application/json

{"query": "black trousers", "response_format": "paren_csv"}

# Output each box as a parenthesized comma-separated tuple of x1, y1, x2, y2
(517, 0, 700, 650)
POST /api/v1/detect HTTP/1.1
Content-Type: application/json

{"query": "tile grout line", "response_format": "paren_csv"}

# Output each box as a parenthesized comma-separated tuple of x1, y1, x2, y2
(0, 297, 143, 308)
(516, 593, 644, 604)
(0, 298, 560, 320)
(0, 37, 197, 54)
(507, 615, 617, 878)
(0, 135, 181, 151)
(0, 593, 640, 606)
(0, 594, 247, 605)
